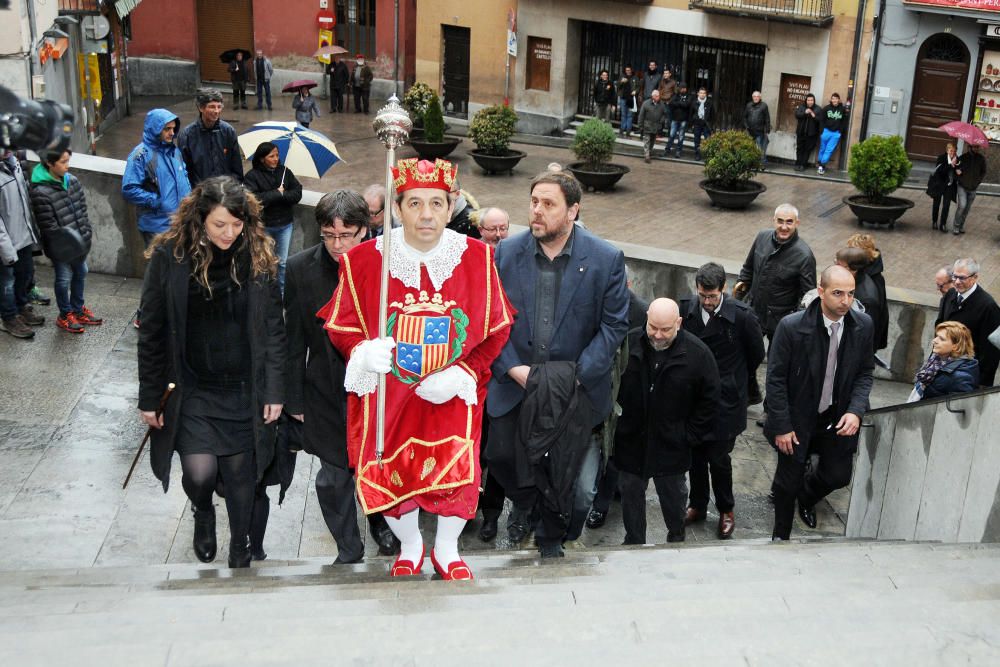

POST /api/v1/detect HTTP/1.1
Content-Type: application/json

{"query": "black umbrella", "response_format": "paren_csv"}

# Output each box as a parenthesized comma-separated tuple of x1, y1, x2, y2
(219, 48, 252, 63)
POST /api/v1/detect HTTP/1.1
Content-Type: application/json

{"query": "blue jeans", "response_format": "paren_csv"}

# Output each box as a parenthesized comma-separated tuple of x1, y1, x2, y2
(1, 246, 33, 320)
(953, 185, 977, 231)
(53, 259, 87, 316)
(818, 128, 841, 166)
(666, 120, 687, 155)
(265, 223, 293, 291)
(754, 133, 769, 162)
(692, 124, 712, 157)
(255, 80, 272, 109)
(618, 98, 634, 133)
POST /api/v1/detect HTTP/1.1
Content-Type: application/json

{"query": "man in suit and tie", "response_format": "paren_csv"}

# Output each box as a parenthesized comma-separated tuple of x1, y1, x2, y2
(936, 258, 1000, 387)
(766, 265, 874, 540)
(488, 170, 630, 558)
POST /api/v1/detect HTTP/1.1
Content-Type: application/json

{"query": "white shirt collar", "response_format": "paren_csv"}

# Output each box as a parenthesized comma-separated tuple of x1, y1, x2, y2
(375, 227, 468, 291)
(701, 293, 723, 325)
(958, 283, 978, 301)
(822, 313, 845, 343)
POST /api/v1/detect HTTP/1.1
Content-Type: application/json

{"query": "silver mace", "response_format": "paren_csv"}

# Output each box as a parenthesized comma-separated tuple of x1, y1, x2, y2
(371, 95, 412, 466)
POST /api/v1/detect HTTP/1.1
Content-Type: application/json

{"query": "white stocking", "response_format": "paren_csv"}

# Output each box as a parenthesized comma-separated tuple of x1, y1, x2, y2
(434, 515, 467, 566)
(384, 508, 423, 564)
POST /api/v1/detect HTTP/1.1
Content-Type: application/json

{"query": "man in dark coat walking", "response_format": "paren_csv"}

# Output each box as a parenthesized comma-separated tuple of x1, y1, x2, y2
(680, 263, 764, 539)
(767, 265, 874, 540)
(613, 298, 720, 544)
(327, 58, 350, 113)
(177, 88, 244, 187)
(936, 257, 1000, 386)
(284, 190, 400, 561)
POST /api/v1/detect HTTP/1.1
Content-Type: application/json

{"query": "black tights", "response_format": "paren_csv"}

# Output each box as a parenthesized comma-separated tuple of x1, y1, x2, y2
(180, 452, 255, 546)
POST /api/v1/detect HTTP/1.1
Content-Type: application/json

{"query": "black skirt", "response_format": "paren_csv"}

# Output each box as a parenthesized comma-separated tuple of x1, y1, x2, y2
(175, 385, 255, 457)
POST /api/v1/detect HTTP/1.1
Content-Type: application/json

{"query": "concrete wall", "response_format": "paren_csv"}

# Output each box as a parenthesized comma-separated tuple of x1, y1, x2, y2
(848, 388, 1000, 543)
(127, 58, 199, 97)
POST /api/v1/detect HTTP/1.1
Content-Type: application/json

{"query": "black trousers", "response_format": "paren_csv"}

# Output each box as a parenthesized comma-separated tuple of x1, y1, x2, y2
(315, 460, 365, 562)
(688, 438, 736, 513)
(931, 194, 952, 227)
(771, 418, 857, 539)
(619, 470, 687, 544)
(232, 80, 247, 106)
(330, 87, 345, 112)
(353, 86, 370, 113)
(795, 135, 819, 168)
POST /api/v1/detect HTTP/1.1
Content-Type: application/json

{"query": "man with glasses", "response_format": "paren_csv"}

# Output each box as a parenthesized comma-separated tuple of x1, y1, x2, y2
(362, 183, 398, 238)
(935, 266, 954, 297)
(476, 207, 510, 248)
(284, 189, 400, 563)
(681, 263, 765, 539)
(936, 258, 1000, 386)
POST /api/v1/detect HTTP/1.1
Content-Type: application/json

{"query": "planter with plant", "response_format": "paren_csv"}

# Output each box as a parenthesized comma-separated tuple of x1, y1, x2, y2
(408, 90, 461, 160)
(698, 130, 767, 209)
(842, 135, 913, 228)
(566, 118, 630, 191)
(402, 82, 435, 138)
(468, 104, 525, 175)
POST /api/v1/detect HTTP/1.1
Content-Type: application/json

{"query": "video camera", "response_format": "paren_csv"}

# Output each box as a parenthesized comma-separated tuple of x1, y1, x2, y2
(0, 85, 74, 154)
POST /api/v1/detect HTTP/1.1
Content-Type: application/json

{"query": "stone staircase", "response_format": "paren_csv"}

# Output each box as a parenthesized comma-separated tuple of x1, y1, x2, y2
(564, 113, 697, 158)
(2, 539, 999, 665)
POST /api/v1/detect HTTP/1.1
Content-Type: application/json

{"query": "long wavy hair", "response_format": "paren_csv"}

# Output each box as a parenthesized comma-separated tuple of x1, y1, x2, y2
(146, 176, 277, 294)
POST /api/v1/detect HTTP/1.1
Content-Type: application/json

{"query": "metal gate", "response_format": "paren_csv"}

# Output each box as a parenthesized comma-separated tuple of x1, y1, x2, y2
(577, 21, 765, 131)
(335, 0, 377, 60)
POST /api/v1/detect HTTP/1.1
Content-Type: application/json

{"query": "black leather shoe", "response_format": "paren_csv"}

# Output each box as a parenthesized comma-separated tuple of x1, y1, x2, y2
(374, 525, 401, 556)
(250, 548, 267, 561)
(585, 509, 607, 529)
(666, 530, 686, 543)
(507, 520, 529, 544)
(229, 537, 252, 568)
(798, 502, 818, 529)
(192, 505, 217, 563)
(333, 553, 364, 565)
(755, 418, 766, 428)
(479, 514, 499, 542)
(538, 543, 564, 559)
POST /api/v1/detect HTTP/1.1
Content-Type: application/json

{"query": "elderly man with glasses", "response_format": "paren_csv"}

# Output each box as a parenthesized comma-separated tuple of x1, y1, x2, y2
(935, 266, 954, 296)
(936, 257, 1000, 386)
(476, 207, 510, 248)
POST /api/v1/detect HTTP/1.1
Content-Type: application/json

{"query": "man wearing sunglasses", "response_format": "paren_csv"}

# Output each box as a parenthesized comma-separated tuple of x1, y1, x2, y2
(936, 257, 1000, 386)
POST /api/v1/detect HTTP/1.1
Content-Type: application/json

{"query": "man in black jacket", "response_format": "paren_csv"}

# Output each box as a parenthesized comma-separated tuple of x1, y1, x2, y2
(767, 266, 874, 540)
(327, 58, 350, 113)
(665, 82, 691, 158)
(936, 257, 1000, 386)
(177, 89, 243, 187)
(681, 263, 764, 539)
(613, 298, 720, 544)
(735, 204, 817, 340)
(951, 145, 987, 235)
(794, 93, 821, 171)
(744, 91, 771, 164)
(689, 87, 713, 160)
(816, 93, 847, 175)
(284, 190, 399, 562)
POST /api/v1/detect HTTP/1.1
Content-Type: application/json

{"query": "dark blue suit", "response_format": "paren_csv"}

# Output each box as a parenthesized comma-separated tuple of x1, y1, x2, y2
(486, 225, 629, 547)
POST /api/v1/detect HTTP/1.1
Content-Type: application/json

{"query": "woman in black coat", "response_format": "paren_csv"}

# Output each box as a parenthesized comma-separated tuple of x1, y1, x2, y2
(244, 142, 302, 291)
(138, 176, 286, 568)
(926, 142, 958, 232)
(846, 233, 890, 353)
(794, 93, 821, 171)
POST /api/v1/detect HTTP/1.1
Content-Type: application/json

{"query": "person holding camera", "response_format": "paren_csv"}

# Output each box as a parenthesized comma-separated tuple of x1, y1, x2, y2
(29, 149, 101, 334)
(1, 149, 44, 339)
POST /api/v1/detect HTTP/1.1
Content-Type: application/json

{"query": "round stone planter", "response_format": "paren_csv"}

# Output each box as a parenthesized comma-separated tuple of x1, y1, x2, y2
(699, 180, 767, 209)
(469, 149, 527, 175)
(842, 195, 915, 229)
(565, 162, 630, 192)
(409, 137, 462, 161)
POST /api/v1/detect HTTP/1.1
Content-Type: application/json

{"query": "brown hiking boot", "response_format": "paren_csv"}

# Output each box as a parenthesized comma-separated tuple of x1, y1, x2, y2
(1, 316, 35, 339)
(18, 306, 45, 326)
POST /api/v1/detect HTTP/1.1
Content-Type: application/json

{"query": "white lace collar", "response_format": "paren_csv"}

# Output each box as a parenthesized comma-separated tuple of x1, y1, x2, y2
(374, 227, 468, 291)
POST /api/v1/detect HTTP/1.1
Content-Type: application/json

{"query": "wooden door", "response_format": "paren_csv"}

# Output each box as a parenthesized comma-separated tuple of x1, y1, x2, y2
(905, 34, 969, 161)
(441, 25, 470, 119)
(197, 0, 255, 83)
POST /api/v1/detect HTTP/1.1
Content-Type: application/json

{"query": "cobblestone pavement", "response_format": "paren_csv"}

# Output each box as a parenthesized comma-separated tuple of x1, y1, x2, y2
(94, 95, 1000, 295)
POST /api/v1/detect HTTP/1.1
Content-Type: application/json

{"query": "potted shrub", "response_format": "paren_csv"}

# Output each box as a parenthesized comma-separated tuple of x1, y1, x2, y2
(566, 118, 630, 191)
(698, 130, 767, 209)
(468, 104, 525, 175)
(842, 135, 914, 229)
(402, 82, 435, 138)
(408, 91, 461, 160)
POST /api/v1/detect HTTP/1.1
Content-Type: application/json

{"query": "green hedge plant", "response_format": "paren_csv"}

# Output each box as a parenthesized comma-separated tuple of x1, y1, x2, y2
(421, 92, 445, 143)
(469, 104, 518, 155)
(847, 135, 912, 204)
(402, 82, 435, 123)
(571, 118, 616, 168)
(702, 130, 763, 189)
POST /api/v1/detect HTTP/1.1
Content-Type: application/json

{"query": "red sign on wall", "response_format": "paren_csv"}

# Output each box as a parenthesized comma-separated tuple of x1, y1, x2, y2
(903, 0, 1000, 11)
(317, 10, 336, 27)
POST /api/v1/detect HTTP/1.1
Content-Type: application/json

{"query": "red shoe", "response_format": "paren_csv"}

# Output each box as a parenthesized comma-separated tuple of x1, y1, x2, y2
(430, 549, 474, 581)
(390, 545, 424, 577)
(74, 306, 103, 325)
(56, 313, 85, 333)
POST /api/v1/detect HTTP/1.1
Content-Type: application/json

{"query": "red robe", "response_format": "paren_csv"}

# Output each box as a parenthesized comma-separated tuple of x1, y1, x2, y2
(320, 232, 513, 519)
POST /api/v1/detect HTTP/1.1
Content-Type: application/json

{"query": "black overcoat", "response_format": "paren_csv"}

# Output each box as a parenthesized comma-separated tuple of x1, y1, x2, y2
(936, 286, 1000, 386)
(137, 241, 286, 491)
(613, 329, 720, 478)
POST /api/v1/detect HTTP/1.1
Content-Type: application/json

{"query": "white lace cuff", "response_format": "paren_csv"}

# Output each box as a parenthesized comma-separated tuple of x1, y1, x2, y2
(450, 365, 478, 406)
(344, 342, 379, 396)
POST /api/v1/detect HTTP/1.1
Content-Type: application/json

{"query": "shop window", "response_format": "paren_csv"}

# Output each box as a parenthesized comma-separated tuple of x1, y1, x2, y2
(527, 36, 551, 92)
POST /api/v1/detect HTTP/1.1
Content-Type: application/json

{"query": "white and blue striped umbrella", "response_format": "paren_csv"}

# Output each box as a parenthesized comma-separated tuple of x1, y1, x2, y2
(238, 121, 344, 179)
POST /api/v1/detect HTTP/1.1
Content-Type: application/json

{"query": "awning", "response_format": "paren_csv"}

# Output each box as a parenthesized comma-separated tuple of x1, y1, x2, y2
(114, 0, 143, 19)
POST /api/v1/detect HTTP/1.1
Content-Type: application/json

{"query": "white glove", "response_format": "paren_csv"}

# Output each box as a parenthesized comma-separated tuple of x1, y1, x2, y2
(353, 337, 396, 374)
(415, 365, 478, 406)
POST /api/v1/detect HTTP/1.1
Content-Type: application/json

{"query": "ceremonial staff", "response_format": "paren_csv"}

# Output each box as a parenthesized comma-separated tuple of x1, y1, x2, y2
(371, 96, 412, 465)
(123, 383, 175, 489)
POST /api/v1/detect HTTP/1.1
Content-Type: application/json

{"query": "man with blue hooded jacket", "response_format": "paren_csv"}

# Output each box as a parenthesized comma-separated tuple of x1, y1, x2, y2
(122, 108, 192, 246)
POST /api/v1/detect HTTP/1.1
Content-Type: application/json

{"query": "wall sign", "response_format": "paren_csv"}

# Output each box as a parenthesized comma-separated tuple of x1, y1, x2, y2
(526, 36, 551, 92)
(904, 0, 1000, 11)
(777, 73, 812, 134)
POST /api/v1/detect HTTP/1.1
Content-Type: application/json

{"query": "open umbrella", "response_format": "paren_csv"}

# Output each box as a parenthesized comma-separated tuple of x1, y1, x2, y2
(238, 121, 344, 179)
(219, 48, 252, 63)
(938, 121, 989, 148)
(313, 44, 349, 58)
(282, 79, 318, 94)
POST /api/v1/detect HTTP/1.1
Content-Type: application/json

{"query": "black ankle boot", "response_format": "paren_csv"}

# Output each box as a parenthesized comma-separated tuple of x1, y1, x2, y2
(192, 505, 217, 563)
(249, 492, 269, 561)
(229, 536, 252, 569)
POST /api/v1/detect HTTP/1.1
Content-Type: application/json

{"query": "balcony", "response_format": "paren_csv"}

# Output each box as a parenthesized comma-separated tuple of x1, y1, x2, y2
(688, 0, 835, 27)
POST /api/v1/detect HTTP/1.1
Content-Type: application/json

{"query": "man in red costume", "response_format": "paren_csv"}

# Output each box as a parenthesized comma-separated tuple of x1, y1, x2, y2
(321, 158, 513, 580)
